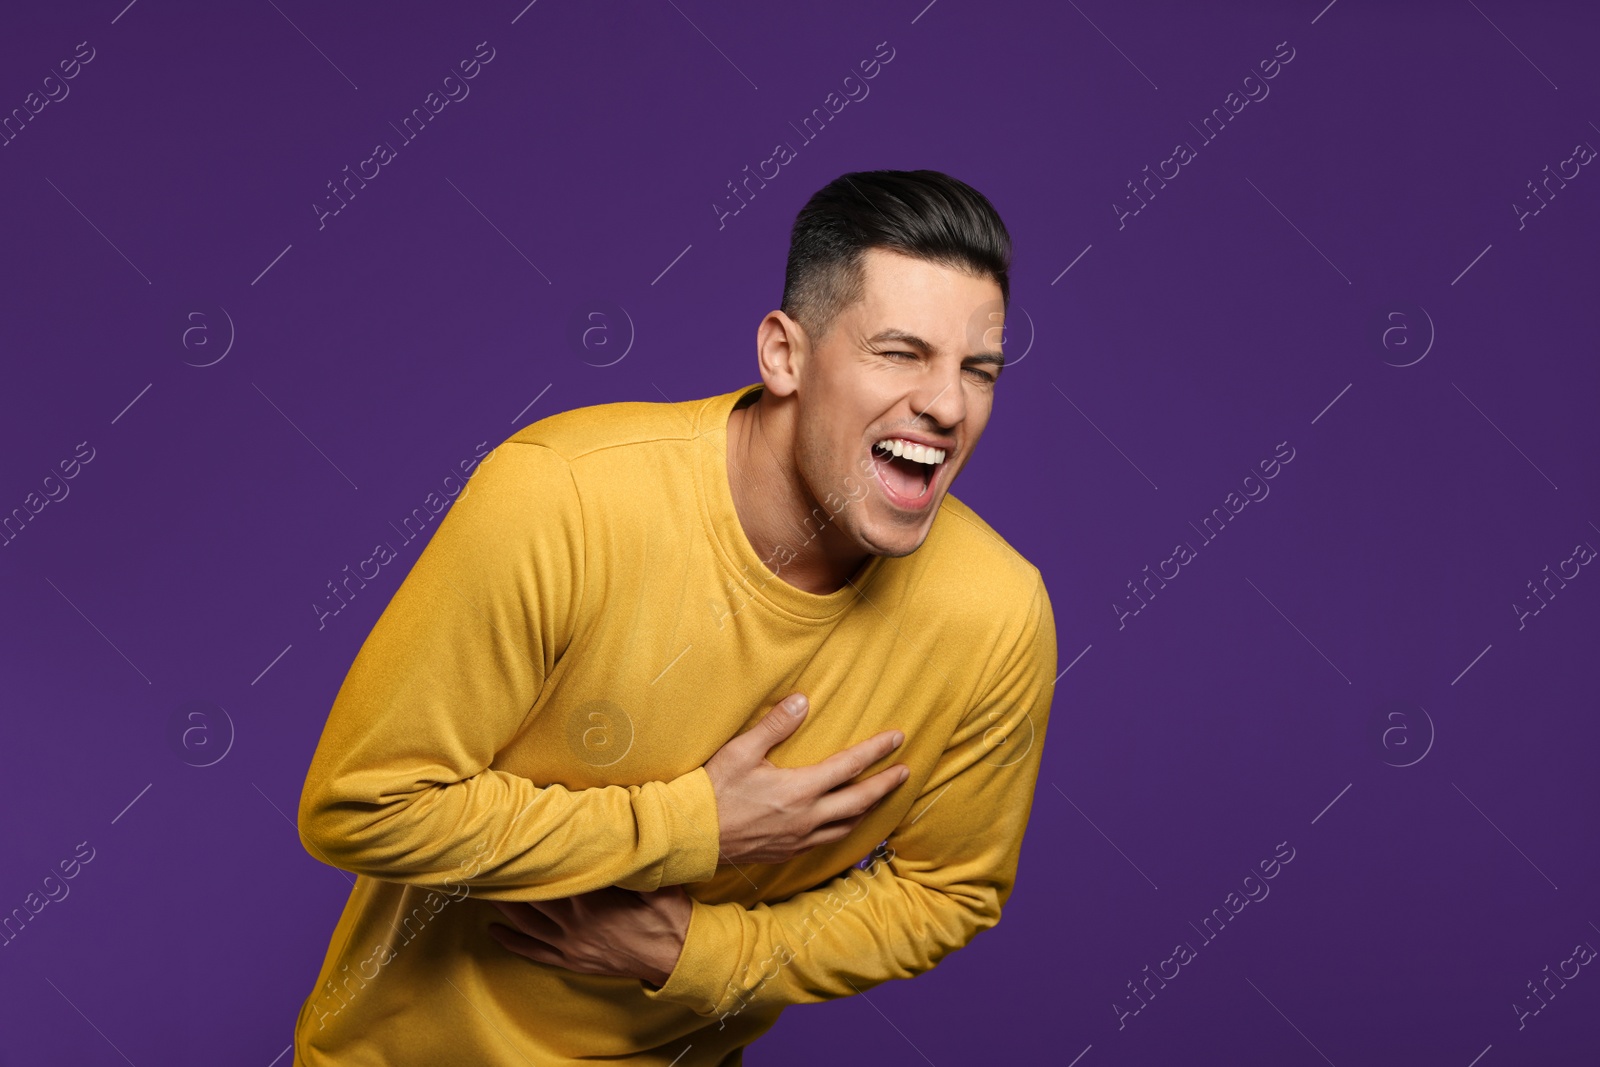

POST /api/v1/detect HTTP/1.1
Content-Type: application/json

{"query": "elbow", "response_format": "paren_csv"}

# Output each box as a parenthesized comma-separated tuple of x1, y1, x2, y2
(297, 783, 351, 869)
(895, 881, 1001, 974)
(934, 882, 1003, 952)
(297, 777, 396, 874)
(297, 776, 463, 881)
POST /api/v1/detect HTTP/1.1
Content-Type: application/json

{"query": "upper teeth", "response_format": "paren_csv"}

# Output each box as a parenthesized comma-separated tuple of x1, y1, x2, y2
(875, 438, 945, 465)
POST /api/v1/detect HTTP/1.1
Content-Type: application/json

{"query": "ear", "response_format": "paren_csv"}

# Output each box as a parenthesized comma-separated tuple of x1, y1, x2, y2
(755, 311, 807, 398)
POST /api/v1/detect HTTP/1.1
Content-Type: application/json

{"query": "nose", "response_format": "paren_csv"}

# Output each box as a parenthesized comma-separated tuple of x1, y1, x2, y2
(910, 360, 967, 432)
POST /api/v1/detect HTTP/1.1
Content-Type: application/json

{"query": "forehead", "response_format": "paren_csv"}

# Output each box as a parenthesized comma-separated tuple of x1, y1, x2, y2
(845, 248, 1004, 349)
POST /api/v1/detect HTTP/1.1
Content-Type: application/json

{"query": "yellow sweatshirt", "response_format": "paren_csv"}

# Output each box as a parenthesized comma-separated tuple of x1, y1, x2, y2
(293, 382, 1057, 1065)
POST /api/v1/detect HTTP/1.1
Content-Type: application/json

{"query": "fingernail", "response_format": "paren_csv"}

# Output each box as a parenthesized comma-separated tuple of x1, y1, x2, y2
(786, 694, 808, 715)
(898, 767, 910, 783)
(892, 731, 904, 747)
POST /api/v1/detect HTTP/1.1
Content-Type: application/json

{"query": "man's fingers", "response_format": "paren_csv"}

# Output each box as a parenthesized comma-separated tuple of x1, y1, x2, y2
(811, 763, 909, 826)
(489, 922, 565, 967)
(804, 730, 905, 792)
(801, 813, 871, 850)
(492, 900, 565, 940)
(743, 694, 810, 758)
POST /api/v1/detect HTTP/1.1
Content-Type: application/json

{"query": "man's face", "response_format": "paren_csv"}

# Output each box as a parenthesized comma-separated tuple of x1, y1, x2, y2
(791, 247, 1005, 558)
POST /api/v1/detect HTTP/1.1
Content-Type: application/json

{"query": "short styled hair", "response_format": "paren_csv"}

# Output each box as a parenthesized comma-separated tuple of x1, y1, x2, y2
(781, 169, 1012, 345)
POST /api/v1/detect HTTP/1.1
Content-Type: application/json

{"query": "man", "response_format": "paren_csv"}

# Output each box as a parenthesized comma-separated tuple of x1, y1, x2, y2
(293, 168, 1056, 1065)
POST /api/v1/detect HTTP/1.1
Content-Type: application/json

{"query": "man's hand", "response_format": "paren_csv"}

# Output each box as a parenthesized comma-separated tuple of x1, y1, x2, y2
(704, 692, 909, 866)
(487, 885, 693, 988)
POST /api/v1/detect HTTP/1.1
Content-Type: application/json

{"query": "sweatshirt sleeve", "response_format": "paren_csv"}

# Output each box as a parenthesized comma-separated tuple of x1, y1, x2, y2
(641, 575, 1057, 1020)
(296, 440, 723, 900)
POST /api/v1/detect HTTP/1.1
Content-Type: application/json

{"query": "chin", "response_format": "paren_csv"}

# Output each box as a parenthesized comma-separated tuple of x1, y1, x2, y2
(861, 522, 931, 558)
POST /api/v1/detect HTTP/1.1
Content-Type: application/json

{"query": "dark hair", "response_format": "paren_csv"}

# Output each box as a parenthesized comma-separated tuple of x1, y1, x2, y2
(781, 169, 1012, 345)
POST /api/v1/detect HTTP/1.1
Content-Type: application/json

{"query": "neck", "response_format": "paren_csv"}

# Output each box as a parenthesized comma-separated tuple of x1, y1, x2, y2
(726, 390, 871, 596)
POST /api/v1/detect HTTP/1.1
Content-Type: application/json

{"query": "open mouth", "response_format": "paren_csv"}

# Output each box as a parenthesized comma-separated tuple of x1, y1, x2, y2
(869, 438, 946, 510)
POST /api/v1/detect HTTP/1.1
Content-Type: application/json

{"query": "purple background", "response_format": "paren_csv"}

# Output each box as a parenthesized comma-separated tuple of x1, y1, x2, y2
(2, 1, 1597, 1063)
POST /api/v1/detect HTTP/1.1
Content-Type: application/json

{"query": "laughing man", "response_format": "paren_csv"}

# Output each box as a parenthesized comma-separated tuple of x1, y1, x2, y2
(294, 168, 1057, 1065)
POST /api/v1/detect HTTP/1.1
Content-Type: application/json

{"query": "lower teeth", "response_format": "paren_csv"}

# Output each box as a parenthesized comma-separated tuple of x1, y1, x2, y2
(874, 447, 933, 499)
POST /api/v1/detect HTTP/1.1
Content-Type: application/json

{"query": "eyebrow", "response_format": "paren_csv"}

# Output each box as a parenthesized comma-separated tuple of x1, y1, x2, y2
(865, 328, 1007, 376)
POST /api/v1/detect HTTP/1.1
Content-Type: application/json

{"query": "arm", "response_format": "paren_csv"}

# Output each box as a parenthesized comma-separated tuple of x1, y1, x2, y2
(641, 575, 1057, 1021)
(296, 440, 722, 900)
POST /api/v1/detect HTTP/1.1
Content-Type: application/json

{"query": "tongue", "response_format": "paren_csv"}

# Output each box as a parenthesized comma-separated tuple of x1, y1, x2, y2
(875, 450, 926, 499)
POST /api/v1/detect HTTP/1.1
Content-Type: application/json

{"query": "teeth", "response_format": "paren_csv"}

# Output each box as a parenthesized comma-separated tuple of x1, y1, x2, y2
(874, 438, 945, 465)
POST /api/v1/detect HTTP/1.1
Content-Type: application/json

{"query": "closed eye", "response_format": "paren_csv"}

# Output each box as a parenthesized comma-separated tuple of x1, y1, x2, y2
(880, 349, 996, 384)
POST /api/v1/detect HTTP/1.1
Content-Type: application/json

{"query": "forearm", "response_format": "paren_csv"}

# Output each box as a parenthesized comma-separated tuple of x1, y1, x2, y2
(299, 764, 723, 900)
(642, 848, 999, 1023)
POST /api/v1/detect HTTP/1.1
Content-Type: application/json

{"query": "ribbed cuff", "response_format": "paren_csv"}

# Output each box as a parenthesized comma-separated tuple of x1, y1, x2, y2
(640, 895, 747, 1017)
(655, 766, 723, 888)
